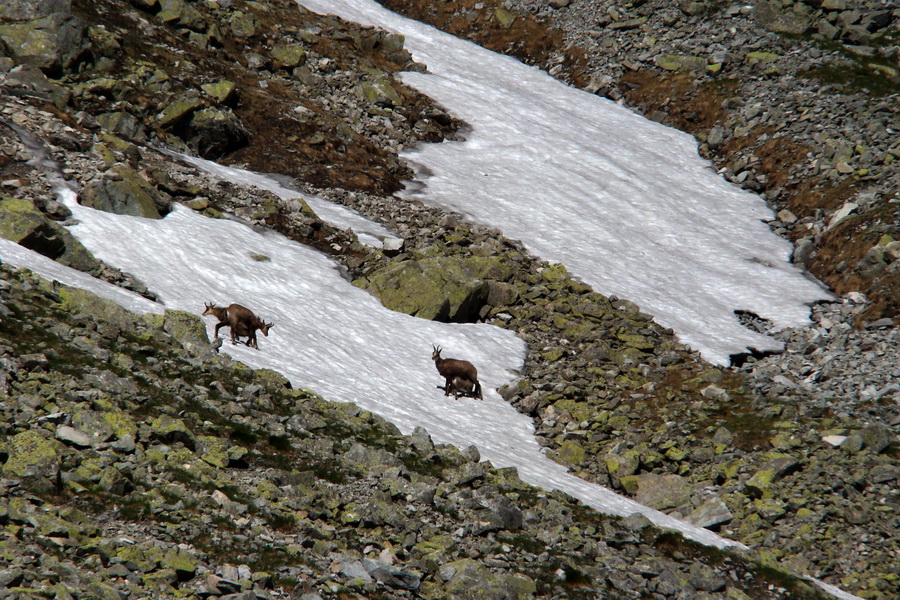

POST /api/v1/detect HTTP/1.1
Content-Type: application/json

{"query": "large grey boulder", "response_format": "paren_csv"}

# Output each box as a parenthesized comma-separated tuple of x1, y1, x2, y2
(354, 255, 514, 322)
(0, 0, 88, 75)
(79, 165, 171, 218)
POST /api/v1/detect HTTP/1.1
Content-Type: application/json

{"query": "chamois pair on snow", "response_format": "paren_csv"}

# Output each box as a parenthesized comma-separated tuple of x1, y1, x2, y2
(432, 345, 482, 400)
(202, 303, 483, 400)
(202, 302, 273, 350)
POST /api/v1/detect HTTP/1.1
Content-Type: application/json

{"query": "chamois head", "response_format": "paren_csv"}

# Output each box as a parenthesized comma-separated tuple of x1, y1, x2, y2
(258, 321, 274, 337)
(202, 302, 220, 316)
(431, 344, 443, 362)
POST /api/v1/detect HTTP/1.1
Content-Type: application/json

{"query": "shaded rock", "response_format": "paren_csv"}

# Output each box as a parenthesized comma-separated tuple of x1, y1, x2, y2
(360, 558, 420, 591)
(0, 2, 88, 75)
(96, 112, 146, 140)
(426, 558, 535, 599)
(0, 194, 99, 271)
(753, 1, 812, 34)
(745, 455, 800, 497)
(183, 107, 249, 158)
(861, 423, 894, 453)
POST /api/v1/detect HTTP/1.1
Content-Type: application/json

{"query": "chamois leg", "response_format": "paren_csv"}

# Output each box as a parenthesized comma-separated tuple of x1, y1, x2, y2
(214, 322, 225, 339)
(247, 329, 258, 349)
(443, 377, 453, 396)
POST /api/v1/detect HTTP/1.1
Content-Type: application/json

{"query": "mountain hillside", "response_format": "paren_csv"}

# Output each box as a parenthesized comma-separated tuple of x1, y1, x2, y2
(0, 0, 897, 599)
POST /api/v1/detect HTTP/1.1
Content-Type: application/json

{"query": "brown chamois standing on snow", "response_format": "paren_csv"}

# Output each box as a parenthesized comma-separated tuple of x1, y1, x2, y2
(432, 345, 482, 399)
(202, 302, 273, 350)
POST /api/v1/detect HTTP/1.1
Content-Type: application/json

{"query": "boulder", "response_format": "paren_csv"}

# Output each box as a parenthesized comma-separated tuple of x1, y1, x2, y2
(354, 255, 513, 322)
(422, 558, 535, 600)
(1, 430, 63, 492)
(79, 165, 171, 218)
(0, 0, 88, 75)
(753, 1, 812, 35)
(685, 496, 733, 528)
(634, 474, 693, 510)
(0, 194, 100, 271)
(183, 107, 249, 158)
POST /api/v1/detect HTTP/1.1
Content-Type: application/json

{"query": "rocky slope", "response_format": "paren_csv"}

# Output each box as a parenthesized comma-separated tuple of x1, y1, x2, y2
(0, 0, 897, 598)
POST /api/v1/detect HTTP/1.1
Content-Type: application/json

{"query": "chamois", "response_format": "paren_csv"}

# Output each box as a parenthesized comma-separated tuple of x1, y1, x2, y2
(202, 302, 273, 350)
(432, 345, 482, 399)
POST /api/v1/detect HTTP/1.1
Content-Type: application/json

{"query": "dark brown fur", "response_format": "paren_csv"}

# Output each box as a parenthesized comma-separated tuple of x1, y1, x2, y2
(432, 345, 482, 399)
(203, 302, 273, 350)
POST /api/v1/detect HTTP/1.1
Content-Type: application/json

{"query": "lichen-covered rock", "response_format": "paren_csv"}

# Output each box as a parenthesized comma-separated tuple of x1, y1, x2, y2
(0, 1, 88, 75)
(2, 430, 63, 492)
(157, 94, 204, 128)
(160, 309, 210, 351)
(149, 415, 195, 449)
(201, 80, 237, 105)
(422, 558, 536, 600)
(634, 473, 693, 510)
(0, 195, 99, 271)
(56, 286, 136, 331)
(79, 165, 171, 218)
(355, 255, 513, 322)
(271, 44, 306, 69)
(96, 111, 146, 140)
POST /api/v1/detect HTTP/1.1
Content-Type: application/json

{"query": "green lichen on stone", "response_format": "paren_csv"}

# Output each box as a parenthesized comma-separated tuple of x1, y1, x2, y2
(103, 411, 138, 440)
(197, 435, 229, 468)
(201, 80, 237, 104)
(161, 548, 197, 576)
(656, 54, 708, 71)
(745, 51, 781, 64)
(494, 9, 517, 29)
(358, 79, 403, 108)
(0, 195, 99, 271)
(272, 44, 307, 68)
(150, 415, 194, 446)
(96, 112, 145, 140)
(158, 95, 204, 128)
(556, 439, 586, 466)
(2, 430, 62, 487)
(161, 309, 209, 348)
(354, 255, 514, 321)
(56, 287, 135, 330)
(79, 164, 168, 219)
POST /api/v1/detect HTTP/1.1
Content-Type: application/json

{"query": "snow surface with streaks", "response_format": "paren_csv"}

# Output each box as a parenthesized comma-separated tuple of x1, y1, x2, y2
(299, 0, 830, 366)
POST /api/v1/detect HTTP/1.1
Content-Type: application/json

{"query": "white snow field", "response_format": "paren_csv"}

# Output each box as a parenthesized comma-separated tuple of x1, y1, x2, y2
(298, 0, 831, 366)
(3, 191, 737, 550)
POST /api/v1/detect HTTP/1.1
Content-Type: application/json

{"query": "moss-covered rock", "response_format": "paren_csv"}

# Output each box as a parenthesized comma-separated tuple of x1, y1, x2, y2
(201, 80, 237, 105)
(79, 165, 170, 219)
(354, 255, 513, 322)
(2, 430, 63, 492)
(0, 195, 100, 271)
(272, 44, 307, 69)
(160, 309, 209, 350)
(0, 11, 88, 75)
